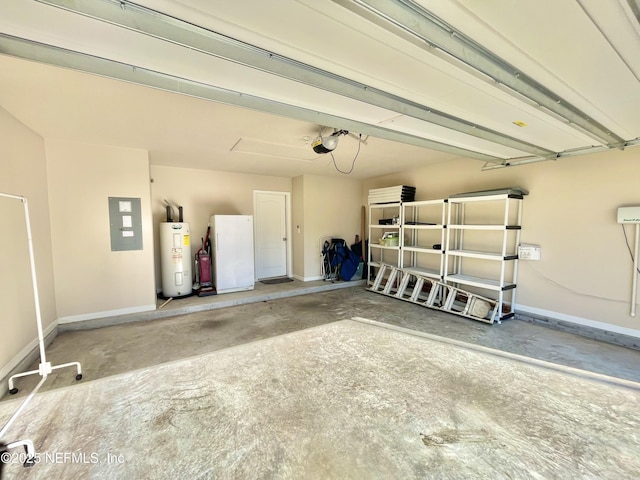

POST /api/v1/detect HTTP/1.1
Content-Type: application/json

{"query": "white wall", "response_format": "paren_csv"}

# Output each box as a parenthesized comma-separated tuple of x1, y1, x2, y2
(0, 106, 57, 378)
(363, 149, 640, 336)
(298, 175, 363, 280)
(46, 139, 156, 323)
(149, 165, 291, 290)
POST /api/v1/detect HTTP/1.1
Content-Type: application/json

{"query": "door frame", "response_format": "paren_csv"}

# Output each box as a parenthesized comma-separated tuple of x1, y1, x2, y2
(253, 190, 292, 280)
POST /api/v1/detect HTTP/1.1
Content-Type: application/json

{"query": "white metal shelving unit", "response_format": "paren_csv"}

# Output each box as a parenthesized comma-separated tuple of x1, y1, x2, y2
(367, 202, 402, 284)
(444, 192, 523, 322)
(401, 199, 448, 280)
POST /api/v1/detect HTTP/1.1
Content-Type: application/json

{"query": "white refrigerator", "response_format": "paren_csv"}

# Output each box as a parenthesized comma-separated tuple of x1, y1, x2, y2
(210, 215, 255, 294)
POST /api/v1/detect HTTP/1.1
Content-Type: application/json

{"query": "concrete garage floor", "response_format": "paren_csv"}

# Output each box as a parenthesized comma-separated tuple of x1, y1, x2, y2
(1, 285, 640, 478)
(3, 284, 640, 398)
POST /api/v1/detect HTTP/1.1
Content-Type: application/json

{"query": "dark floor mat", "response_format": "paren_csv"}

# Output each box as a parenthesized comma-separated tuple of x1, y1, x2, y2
(260, 277, 294, 285)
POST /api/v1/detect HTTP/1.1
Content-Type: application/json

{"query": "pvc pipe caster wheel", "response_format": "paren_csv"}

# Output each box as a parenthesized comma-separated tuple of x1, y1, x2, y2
(75, 374, 83, 381)
(9, 388, 18, 395)
(1, 444, 6, 477)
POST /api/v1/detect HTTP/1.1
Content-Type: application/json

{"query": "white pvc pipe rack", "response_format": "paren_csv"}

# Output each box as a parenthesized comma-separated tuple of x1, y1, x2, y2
(0, 192, 83, 466)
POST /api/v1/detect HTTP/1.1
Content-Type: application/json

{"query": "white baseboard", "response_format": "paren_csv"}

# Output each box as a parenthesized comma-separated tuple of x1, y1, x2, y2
(516, 304, 640, 339)
(292, 274, 325, 282)
(58, 304, 156, 324)
(0, 320, 58, 381)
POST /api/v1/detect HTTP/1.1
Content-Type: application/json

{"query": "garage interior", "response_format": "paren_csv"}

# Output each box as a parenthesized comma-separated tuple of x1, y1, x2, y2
(1, 0, 640, 478)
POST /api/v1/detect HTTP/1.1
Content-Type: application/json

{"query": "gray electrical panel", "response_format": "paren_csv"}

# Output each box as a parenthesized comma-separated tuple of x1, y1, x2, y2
(108, 197, 143, 251)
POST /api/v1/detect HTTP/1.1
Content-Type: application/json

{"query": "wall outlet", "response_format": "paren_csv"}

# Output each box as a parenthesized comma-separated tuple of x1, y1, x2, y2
(518, 244, 541, 260)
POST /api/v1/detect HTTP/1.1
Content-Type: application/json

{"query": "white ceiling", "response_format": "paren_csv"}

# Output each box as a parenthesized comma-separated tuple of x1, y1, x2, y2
(0, 0, 639, 179)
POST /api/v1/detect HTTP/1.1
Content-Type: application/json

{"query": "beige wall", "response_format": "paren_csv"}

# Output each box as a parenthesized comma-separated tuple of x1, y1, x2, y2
(0, 106, 57, 378)
(298, 175, 363, 280)
(149, 169, 362, 283)
(364, 149, 640, 335)
(46, 140, 156, 322)
(149, 165, 291, 289)
(292, 176, 304, 279)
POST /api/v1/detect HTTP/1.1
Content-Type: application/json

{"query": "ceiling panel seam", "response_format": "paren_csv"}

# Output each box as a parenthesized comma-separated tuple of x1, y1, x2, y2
(32, 0, 556, 158)
(576, 0, 640, 84)
(626, 0, 640, 23)
(345, 0, 626, 147)
(0, 32, 504, 163)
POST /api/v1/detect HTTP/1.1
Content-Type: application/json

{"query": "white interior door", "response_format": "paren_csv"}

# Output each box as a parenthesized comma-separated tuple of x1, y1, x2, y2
(254, 191, 288, 279)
